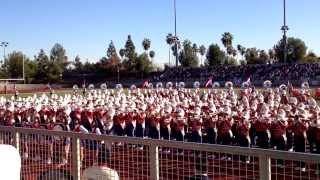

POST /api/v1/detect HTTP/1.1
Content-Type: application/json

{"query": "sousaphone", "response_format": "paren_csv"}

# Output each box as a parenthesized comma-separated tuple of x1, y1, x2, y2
(225, 81, 233, 89)
(193, 81, 200, 89)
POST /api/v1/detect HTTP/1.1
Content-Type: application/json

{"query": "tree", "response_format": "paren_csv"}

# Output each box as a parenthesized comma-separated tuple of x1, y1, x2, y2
(178, 40, 199, 67)
(74, 55, 83, 72)
(221, 32, 234, 49)
(245, 48, 260, 64)
(50, 43, 68, 69)
(124, 35, 137, 70)
(199, 45, 206, 66)
(149, 50, 155, 60)
(268, 49, 276, 63)
(192, 43, 198, 55)
(303, 51, 319, 63)
(136, 53, 154, 74)
(107, 41, 117, 58)
(4, 51, 25, 78)
(166, 34, 175, 63)
(274, 37, 307, 63)
(245, 48, 269, 64)
(258, 50, 269, 64)
(142, 38, 151, 52)
(225, 57, 238, 65)
(237, 45, 246, 59)
(35, 49, 50, 82)
(205, 44, 225, 66)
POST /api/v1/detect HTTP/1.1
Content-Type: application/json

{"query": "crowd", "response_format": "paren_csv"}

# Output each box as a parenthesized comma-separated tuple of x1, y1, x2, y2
(158, 63, 320, 83)
(0, 83, 320, 173)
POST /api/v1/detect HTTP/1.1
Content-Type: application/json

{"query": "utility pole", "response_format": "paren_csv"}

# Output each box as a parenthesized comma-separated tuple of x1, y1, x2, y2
(281, 0, 289, 63)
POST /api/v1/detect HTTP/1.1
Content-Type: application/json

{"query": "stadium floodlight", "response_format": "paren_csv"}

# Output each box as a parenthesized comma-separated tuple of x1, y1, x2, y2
(0, 41, 9, 64)
(281, 0, 289, 63)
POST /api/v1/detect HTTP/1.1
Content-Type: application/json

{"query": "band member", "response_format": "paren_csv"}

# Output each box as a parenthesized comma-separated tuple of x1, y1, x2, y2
(135, 110, 148, 139)
(270, 109, 288, 151)
(160, 106, 173, 141)
(188, 107, 203, 144)
(204, 107, 218, 144)
(46, 110, 56, 164)
(237, 111, 251, 163)
(172, 108, 187, 142)
(270, 109, 288, 168)
(292, 110, 309, 172)
(125, 109, 136, 137)
(104, 110, 115, 135)
(148, 113, 161, 139)
(254, 104, 271, 149)
(217, 106, 233, 146)
(113, 111, 126, 137)
(237, 111, 251, 148)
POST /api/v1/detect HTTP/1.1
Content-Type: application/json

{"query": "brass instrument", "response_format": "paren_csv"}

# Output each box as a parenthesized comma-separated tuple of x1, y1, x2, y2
(193, 81, 200, 89)
(212, 82, 220, 88)
(156, 82, 163, 89)
(166, 82, 173, 89)
(225, 81, 233, 89)
(100, 83, 107, 90)
(263, 80, 272, 88)
(178, 82, 185, 89)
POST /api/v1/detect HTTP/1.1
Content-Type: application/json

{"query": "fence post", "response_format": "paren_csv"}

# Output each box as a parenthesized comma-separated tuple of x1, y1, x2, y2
(72, 136, 81, 180)
(259, 154, 271, 180)
(149, 144, 159, 180)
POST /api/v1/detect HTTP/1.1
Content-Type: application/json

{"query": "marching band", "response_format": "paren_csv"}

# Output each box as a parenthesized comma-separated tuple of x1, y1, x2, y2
(0, 81, 320, 172)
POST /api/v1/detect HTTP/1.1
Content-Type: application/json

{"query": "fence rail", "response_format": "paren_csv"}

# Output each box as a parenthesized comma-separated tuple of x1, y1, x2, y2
(1, 126, 320, 180)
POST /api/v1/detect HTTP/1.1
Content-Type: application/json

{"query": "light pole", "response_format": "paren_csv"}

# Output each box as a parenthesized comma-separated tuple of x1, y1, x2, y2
(173, 0, 179, 67)
(0, 41, 9, 64)
(281, 0, 289, 63)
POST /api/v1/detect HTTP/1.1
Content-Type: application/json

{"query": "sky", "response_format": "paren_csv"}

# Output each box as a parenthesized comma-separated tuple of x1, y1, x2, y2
(0, 0, 319, 65)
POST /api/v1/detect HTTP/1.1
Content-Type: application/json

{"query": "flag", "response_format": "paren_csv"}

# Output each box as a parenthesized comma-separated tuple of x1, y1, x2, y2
(287, 81, 293, 95)
(142, 80, 149, 88)
(205, 77, 213, 88)
(245, 77, 251, 84)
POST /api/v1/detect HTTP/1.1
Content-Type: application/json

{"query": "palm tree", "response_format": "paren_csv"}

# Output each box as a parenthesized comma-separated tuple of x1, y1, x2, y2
(199, 45, 206, 66)
(166, 33, 174, 65)
(142, 38, 151, 52)
(221, 32, 234, 49)
(149, 51, 155, 60)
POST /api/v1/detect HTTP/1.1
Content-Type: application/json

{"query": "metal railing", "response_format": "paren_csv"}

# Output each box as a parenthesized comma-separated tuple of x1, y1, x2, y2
(1, 126, 320, 180)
